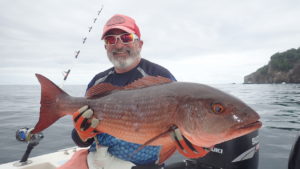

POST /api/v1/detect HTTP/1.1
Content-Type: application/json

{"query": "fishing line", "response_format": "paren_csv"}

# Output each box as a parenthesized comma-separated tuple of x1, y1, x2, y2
(60, 3, 104, 88)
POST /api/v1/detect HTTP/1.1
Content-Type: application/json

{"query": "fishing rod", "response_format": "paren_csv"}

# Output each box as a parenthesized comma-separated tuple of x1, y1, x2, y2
(13, 3, 104, 166)
(61, 4, 104, 88)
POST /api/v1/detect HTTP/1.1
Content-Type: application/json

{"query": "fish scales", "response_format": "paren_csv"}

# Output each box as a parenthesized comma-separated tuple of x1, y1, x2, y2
(32, 74, 261, 148)
(87, 86, 178, 144)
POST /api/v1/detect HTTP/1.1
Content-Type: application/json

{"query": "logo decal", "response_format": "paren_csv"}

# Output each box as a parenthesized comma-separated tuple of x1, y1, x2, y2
(232, 144, 259, 162)
(252, 135, 259, 145)
(211, 147, 223, 154)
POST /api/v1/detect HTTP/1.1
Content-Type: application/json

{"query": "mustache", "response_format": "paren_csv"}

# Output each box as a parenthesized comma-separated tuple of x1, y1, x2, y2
(112, 47, 131, 53)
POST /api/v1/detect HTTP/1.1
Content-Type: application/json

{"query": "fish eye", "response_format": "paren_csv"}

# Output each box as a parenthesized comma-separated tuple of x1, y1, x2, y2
(211, 103, 224, 114)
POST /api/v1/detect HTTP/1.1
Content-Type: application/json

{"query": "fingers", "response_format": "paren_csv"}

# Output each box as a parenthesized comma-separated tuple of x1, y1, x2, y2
(84, 118, 99, 133)
(73, 106, 94, 130)
(73, 105, 100, 141)
(91, 118, 99, 129)
(81, 109, 93, 130)
(73, 105, 89, 122)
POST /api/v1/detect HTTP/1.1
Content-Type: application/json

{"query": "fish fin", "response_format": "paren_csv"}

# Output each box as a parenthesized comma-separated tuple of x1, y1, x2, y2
(85, 83, 120, 98)
(123, 76, 172, 90)
(130, 126, 176, 158)
(85, 76, 172, 98)
(31, 74, 69, 134)
(159, 143, 176, 164)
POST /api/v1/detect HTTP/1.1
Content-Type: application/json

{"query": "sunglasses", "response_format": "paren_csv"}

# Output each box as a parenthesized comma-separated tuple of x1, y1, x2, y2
(103, 33, 139, 45)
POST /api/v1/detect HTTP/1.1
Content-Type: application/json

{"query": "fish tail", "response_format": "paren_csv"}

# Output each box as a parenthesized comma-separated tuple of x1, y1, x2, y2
(31, 74, 69, 134)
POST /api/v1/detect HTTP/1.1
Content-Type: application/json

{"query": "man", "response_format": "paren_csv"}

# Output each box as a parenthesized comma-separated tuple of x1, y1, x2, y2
(60, 14, 259, 169)
(60, 14, 176, 169)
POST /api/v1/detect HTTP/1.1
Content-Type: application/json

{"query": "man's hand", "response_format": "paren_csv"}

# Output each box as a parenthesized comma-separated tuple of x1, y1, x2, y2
(73, 105, 100, 142)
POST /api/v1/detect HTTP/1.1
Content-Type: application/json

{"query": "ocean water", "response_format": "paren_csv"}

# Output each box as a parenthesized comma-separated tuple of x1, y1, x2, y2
(0, 84, 299, 169)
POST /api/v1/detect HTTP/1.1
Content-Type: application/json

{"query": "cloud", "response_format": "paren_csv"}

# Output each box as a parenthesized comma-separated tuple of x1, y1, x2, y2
(1, 0, 300, 84)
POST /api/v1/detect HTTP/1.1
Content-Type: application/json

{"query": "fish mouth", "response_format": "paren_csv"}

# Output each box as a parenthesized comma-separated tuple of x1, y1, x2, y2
(180, 121, 262, 148)
(237, 121, 262, 130)
(228, 120, 262, 138)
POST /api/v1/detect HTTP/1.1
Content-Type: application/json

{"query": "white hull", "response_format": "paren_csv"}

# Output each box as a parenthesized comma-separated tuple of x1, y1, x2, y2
(0, 147, 86, 169)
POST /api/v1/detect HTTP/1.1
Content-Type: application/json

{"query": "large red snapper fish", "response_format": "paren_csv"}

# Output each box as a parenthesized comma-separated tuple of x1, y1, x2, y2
(31, 74, 261, 159)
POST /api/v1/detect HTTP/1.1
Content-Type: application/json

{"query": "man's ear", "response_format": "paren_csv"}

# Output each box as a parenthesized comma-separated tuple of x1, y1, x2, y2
(104, 45, 107, 50)
(139, 40, 144, 48)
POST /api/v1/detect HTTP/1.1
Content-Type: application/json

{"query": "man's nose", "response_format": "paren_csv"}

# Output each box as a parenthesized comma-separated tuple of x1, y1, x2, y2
(115, 38, 124, 48)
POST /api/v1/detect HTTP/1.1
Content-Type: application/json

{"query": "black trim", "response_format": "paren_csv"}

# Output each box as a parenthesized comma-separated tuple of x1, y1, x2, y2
(71, 129, 94, 147)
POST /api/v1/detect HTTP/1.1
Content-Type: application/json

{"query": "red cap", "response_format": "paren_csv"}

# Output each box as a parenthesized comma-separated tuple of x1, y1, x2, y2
(101, 14, 141, 39)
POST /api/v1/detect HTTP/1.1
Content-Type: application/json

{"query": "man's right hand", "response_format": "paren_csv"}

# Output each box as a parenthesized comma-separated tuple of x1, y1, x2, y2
(73, 105, 100, 142)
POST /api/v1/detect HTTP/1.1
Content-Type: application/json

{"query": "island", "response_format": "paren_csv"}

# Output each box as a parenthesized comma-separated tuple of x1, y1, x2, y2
(244, 47, 300, 84)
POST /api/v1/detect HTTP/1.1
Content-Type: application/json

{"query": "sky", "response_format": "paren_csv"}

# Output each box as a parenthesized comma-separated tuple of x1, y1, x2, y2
(1, 0, 300, 85)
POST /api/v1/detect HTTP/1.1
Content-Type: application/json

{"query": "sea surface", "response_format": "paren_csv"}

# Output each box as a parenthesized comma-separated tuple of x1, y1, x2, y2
(0, 84, 299, 169)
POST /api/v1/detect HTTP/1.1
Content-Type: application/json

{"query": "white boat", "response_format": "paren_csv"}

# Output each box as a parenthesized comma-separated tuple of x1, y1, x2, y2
(1, 131, 299, 169)
(0, 147, 85, 169)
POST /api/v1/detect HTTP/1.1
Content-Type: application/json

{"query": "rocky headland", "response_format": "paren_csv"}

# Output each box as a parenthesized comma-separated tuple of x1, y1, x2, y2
(244, 47, 300, 84)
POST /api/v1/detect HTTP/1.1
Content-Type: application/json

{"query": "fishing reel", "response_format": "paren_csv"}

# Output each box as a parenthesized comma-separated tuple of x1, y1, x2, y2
(14, 127, 44, 166)
(16, 127, 44, 144)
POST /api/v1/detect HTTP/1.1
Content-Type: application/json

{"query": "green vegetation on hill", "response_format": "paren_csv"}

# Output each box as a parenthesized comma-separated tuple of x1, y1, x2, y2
(269, 48, 300, 72)
(257, 65, 268, 75)
(244, 47, 300, 83)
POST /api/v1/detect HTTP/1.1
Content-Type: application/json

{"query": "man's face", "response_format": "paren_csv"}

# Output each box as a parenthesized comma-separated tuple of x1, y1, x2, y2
(104, 29, 143, 70)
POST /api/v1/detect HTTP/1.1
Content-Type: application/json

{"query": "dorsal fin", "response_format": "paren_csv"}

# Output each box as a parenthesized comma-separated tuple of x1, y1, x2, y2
(124, 76, 172, 90)
(86, 76, 172, 98)
(85, 83, 120, 98)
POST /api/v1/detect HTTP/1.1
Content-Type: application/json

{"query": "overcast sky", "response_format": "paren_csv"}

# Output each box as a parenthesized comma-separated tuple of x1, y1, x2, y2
(1, 0, 300, 85)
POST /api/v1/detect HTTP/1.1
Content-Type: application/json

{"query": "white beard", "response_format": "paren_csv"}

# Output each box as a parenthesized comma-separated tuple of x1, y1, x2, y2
(109, 55, 139, 69)
(107, 48, 141, 70)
